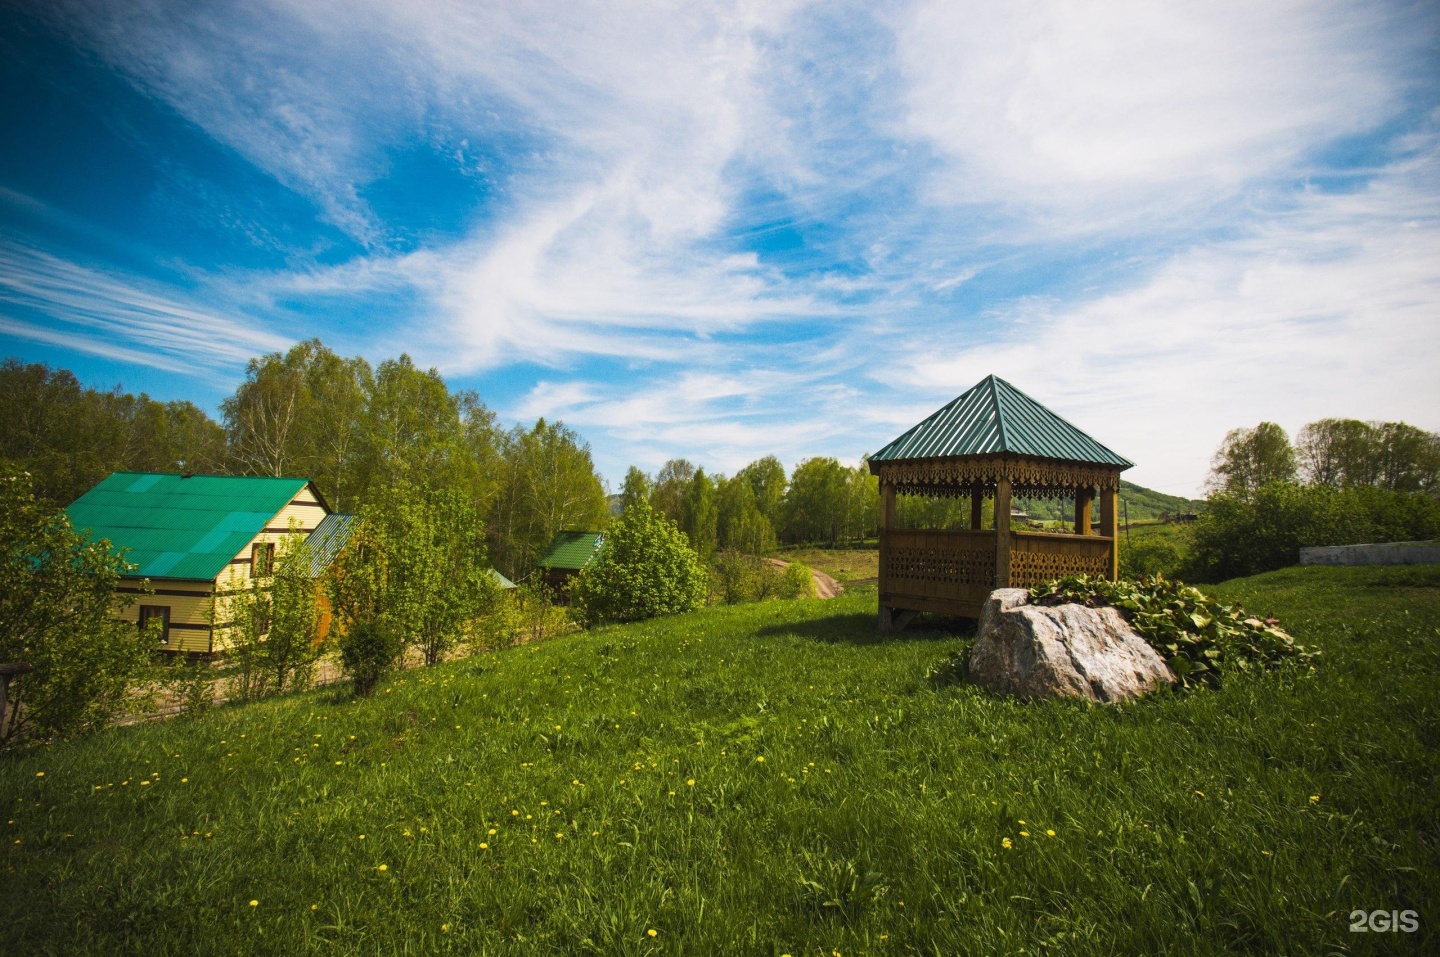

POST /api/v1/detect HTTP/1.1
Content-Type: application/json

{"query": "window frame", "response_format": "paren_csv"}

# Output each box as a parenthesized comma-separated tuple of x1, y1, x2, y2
(252, 541, 276, 577)
(139, 605, 171, 646)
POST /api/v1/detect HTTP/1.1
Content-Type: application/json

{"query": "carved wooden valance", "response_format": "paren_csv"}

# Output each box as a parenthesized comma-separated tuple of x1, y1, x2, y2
(872, 455, 1123, 498)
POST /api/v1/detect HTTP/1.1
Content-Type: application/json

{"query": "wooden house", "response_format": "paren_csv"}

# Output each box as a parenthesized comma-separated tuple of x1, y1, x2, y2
(65, 472, 348, 654)
(536, 530, 605, 595)
(869, 375, 1133, 631)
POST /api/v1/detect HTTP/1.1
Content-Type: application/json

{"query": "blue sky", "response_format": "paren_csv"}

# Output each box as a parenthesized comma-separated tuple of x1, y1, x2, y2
(3, 0, 1438, 496)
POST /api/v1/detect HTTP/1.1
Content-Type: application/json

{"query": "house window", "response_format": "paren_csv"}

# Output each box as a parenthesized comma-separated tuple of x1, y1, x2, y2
(139, 605, 171, 646)
(252, 542, 276, 577)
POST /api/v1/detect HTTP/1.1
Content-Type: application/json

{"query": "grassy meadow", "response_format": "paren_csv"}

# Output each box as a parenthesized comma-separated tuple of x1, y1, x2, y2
(2, 565, 1437, 954)
(773, 546, 879, 583)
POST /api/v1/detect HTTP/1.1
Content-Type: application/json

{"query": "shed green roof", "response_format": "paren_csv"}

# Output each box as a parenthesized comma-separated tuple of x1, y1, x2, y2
(536, 530, 605, 571)
(871, 375, 1132, 468)
(66, 472, 318, 581)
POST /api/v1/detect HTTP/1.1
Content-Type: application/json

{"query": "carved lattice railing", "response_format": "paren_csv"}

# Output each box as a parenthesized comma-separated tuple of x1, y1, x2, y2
(882, 529, 996, 607)
(1008, 531, 1112, 588)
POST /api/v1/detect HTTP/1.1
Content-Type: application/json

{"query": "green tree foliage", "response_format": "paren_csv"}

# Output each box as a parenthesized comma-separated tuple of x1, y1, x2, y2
(488, 419, 609, 578)
(225, 532, 323, 701)
(1297, 418, 1440, 492)
(338, 621, 402, 697)
(0, 469, 153, 745)
(737, 456, 787, 531)
(716, 475, 776, 554)
(0, 359, 225, 505)
(651, 459, 696, 526)
(571, 499, 707, 625)
(620, 466, 653, 512)
(783, 457, 878, 544)
(682, 468, 719, 560)
(1186, 483, 1440, 582)
(330, 482, 500, 671)
(1206, 422, 1298, 495)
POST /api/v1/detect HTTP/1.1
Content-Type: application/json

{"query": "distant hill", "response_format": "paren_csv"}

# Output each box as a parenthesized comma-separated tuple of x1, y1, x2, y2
(1017, 480, 1202, 524)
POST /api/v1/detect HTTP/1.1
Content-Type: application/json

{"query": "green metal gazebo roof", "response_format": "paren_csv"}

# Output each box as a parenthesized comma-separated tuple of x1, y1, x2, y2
(536, 530, 605, 571)
(66, 472, 318, 581)
(871, 375, 1132, 468)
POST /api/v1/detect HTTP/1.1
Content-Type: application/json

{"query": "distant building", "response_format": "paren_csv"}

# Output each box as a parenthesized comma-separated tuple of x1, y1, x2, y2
(66, 472, 351, 654)
(536, 530, 605, 596)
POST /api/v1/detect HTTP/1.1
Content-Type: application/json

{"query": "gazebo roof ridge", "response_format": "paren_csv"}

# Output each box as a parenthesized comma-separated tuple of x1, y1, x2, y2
(870, 374, 1133, 469)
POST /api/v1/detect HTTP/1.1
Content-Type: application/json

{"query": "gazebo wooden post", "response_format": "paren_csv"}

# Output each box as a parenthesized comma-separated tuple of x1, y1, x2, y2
(879, 480, 895, 631)
(1074, 486, 1093, 535)
(1100, 486, 1119, 580)
(993, 476, 1012, 588)
(970, 485, 983, 530)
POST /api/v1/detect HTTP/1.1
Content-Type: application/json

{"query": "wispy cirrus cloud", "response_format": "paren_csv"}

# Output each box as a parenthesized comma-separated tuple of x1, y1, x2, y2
(0, 243, 288, 373)
(6, 0, 1438, 490)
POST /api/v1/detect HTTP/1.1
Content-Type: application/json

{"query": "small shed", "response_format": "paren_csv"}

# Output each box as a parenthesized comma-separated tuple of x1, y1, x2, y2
(66, 472, 337, 653)
(869, 375, 1132, 630)
(536, 530, 605, 594)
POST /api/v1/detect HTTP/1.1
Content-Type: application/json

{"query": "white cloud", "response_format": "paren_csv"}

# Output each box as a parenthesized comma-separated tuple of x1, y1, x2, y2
(896, 144, 1440, 496)
(0, 243, 290, 373)
(897, 0, 1408, 218)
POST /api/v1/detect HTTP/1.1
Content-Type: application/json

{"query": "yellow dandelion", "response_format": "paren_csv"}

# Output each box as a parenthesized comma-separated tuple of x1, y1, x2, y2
(310, 904, 318, 911)
(1195, 790, 1205, 797)
(479, 843, 489, 850)
(180, 778, 188, 783)
(647, 929, 657, 938)
(377, 864, 388, 872)
(1019, 831, 1029, 838)
(686, 779, 695, 787)
(511, 810, 519, 816)
(1001, 837, 1012, 849)
(1261, 850, 1272, 856)
(555, 832, 564, 840)
(140, 781, 150, 787)
(358, 834, 366, 840)
(441, 923, 451, 933)
(35, 772, 44, 778)
(1309, 794, 1320, 804)
(525, 814, 532, 820)
(249, 900, 259, 907)
(1046, 829, 1056, 837)
(487, 828, 497, 836)
(756, 756, 765, 763)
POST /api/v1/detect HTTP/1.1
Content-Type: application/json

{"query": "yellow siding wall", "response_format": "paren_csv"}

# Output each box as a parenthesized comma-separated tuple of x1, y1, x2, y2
(115, 584, 216, 654)
(121, 484, 330, 655)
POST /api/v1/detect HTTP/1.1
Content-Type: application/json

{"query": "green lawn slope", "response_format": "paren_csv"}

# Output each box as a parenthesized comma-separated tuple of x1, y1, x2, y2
(3, 566, 1437, 954)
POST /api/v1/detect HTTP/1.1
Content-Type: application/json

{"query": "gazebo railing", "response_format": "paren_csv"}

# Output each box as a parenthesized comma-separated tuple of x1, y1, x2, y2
(880, 528, 1114, 613)
(1008, 530, 1112, 588)
(881, 529, 996, 611)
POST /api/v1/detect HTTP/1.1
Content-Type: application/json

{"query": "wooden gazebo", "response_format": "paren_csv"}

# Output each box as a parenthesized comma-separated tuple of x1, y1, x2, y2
(869, 375, 1132, 631)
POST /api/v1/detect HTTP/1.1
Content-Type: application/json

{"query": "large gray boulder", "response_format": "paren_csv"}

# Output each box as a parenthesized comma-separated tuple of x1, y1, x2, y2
(969, 588, 1175, 703)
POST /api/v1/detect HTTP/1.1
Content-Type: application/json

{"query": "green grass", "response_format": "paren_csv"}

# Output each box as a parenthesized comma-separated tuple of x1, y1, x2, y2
(3, 566, 1437, 954)
(773, 546, 878, 583)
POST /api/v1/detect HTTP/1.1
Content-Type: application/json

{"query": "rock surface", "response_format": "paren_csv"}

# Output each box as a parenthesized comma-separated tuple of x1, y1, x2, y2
(969, 588, 1175, 703)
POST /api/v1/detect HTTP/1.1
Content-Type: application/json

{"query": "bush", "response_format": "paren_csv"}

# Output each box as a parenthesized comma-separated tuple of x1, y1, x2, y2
(571, 499, 707, 626)
(1185, 482, 1440, 581)
(0, 468, 153, 746)
(471, 583, 573, 650)
(339, 621, 403, 696)
(1029, 574, 1318, 688)
(779, 561, 817, 599)
(712, 551, 778, 604)
(225, 532, 323, 701)
(1119, 536, 1184, 579)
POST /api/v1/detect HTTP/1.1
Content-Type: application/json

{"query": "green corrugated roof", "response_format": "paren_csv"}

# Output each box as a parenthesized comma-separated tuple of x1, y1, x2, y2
(489, 569, 517, 590)
(871, 375, 1133, 467)
(66, 472, 315, 580)
(536, 530, 605, 571)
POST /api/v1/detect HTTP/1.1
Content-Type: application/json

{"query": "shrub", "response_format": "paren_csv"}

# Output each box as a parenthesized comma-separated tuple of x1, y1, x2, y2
(471, 583, 573, 650)
(225, 532, 323, 701)
(1186, 482, 1440, 581)
(0, 468, 153, 746)
(1119, 536, 1184, 579)
(1029, 574, 1317, 688)
(339, 620, 403, 696)
(711, 551, 779, 604)
(779, 561, 817, 599)
(571, 499, 707, 625)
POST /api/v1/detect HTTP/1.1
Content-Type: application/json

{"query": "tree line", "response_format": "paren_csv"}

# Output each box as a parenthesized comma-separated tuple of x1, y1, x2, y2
(1138, 417, 1440, 583)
